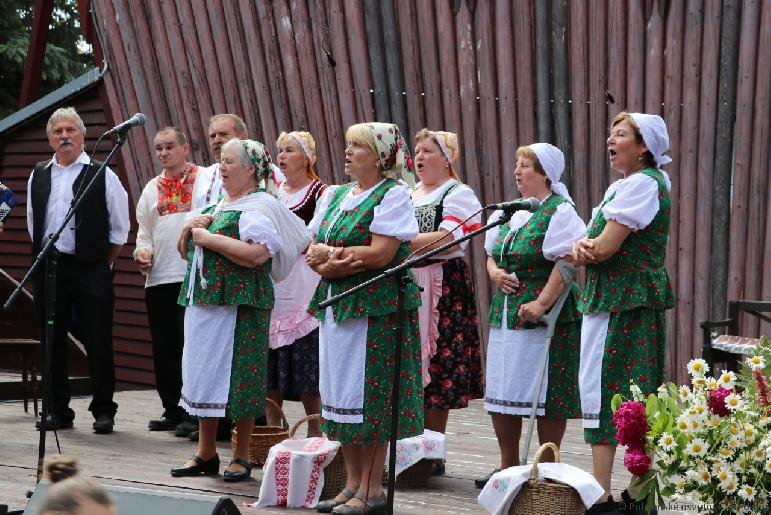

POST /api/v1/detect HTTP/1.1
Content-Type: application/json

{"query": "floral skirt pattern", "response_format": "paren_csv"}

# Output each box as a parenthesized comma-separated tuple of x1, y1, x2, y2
(584, 307, 666, 445)
(424, 258, 484, 409)
(543, 321, 582, 419)
(322, 311, 424, 445)
(266, 329, 320, 400)
(226, 306, 270, 420)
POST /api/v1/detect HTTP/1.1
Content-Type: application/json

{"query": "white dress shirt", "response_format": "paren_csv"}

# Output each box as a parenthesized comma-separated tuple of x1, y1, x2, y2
(26, 151, 130, 253)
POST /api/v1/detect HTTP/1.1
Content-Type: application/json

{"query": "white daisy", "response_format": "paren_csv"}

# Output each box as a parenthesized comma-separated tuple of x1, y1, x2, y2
(747, 355, 765, 371)
(658, 432, 676, 451)
(719, 476, 738, 493)
(717, 370, 737, 390)
(687, 358, 709, 377)
(724, 393, 744, 412)
(738, 484, 756, 501)
(678, 385, 692, 400)
(686, 438, 707, 457)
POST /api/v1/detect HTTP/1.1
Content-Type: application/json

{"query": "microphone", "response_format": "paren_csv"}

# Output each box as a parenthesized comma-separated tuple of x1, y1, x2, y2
(104, 113, 146, 135)
(484, 197, 540, 213)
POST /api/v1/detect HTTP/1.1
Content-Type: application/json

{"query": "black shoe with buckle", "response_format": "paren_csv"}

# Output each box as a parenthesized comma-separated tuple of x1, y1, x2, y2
(170, 454, 220, 477)
(174, 420, 198, 437)
(332, 493, 387, 515)
(317, 488, 355, 513)
(223, 458, 252, 482)
(474, 468, 501, 489)
(36, 413, 74, 431)
(148, 416, 180, 431)
(93, 415, 114, 434)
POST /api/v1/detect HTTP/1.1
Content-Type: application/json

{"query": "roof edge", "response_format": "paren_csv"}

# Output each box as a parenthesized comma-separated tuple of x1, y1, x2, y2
(0, 67, 104, 135)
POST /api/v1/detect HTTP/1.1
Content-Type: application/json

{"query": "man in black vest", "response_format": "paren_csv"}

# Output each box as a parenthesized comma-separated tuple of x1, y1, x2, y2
(26, 107, 130, 434)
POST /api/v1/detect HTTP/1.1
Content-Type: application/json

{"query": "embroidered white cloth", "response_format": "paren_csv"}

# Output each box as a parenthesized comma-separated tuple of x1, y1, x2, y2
(485, 297, 549, 416)
(478, 462, 604, 515)
(579, 312, 610, 429)
(386, 429, 446, 476)
(318, 304, 368, 423)
(413, 263, 443, 387)
(179, 305, 237, 417)
(253, 437, 341, 509)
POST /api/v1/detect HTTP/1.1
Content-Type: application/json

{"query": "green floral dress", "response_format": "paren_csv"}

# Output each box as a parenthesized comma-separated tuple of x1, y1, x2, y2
(484, 194, 584, 419)
(178, 198, 274, 421)
(579, 168, 674, 445)
(308, 179, 424, 445)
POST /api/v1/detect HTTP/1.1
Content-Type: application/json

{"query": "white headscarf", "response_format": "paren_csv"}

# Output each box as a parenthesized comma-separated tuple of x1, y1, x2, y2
(629, 113, 672, 169)
(527, 143, 573, 204)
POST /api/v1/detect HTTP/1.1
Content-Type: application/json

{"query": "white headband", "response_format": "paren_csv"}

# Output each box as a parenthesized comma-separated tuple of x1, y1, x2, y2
(289, 132, 312, 160)
(527, 143, 574, 204)
(430, 131, 453, 163)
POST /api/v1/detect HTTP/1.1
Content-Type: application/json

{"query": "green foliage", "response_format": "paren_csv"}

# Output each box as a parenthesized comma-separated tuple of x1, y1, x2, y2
(0, 0, 93, 118)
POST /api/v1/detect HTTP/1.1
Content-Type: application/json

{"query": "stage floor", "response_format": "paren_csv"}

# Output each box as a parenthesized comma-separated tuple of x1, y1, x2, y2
(0, 389, 694, 514)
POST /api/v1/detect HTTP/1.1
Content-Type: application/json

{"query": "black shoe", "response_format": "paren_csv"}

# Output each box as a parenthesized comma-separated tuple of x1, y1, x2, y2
(317, 488, 355, 513)
(93, 415, 114, 434)
(431, 459, 446, 476)
(148, 416, 180, 431)
(188, 430, 199, 441)
(174, 420, 198, 437)
(619, 490, 656, 514)
(36, 414, 74, 431)
(170, 454, 220, 477)
(586, 495, 620, 514)
(474, 468, 501, 489)
(223, 458, 252, 482)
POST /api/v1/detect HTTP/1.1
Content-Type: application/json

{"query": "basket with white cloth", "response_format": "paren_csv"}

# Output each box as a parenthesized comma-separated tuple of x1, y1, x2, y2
(478, 442, 604, 515)
(383, 429, 446, 487)
(254, 422, 343, 509)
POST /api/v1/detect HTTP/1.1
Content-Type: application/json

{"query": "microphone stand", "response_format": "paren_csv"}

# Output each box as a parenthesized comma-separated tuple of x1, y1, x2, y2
(318, 207, 518, 515)
(3, 130, 128, 482)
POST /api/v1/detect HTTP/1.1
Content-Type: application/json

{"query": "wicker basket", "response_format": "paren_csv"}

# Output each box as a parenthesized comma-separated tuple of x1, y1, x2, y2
(507, 442, 585, 515)
(231, 398, 289, 467)
(288, 414, 347, 500)
(394, 458, 434, 487)
(381, 457, 435, 488)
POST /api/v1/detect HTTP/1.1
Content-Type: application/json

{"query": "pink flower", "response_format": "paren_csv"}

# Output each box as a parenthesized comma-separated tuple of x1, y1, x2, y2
(613, 401, 648, 447)
(624, 447, 651, 477)
(707, 387, 732, 417)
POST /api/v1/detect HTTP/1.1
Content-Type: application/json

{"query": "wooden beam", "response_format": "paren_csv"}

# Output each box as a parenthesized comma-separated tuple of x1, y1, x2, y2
(550, 0, 571, 191)
(710, 0, 741, 320)
(534, 0, 552, 142)
(19, 0, 54, 108)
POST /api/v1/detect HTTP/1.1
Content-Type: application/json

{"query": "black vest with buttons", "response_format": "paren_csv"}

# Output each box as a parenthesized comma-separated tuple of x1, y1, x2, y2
(30, 159, 110, 261)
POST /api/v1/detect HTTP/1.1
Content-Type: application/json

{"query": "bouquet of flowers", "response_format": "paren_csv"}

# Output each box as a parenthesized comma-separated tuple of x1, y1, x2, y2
(612, 336, 771, 514)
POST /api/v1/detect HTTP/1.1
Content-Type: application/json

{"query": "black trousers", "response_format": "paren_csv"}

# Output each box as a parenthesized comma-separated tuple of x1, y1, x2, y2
(145, 282, 186, 418)
(33, 253, 117, 420)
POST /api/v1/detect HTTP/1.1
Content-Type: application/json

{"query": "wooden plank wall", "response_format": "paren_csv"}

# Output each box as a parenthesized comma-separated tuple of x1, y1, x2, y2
(0, 85, 153, 386)
(84, 0, 770, 385)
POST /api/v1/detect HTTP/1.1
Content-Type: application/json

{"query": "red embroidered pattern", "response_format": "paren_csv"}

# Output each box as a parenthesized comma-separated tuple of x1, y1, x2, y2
(157, 164, 198, 216)
(274, 450, 292, 506)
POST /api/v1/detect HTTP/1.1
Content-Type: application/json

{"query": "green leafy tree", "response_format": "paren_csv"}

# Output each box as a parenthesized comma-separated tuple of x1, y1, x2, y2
(0, 0, 93, 118)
